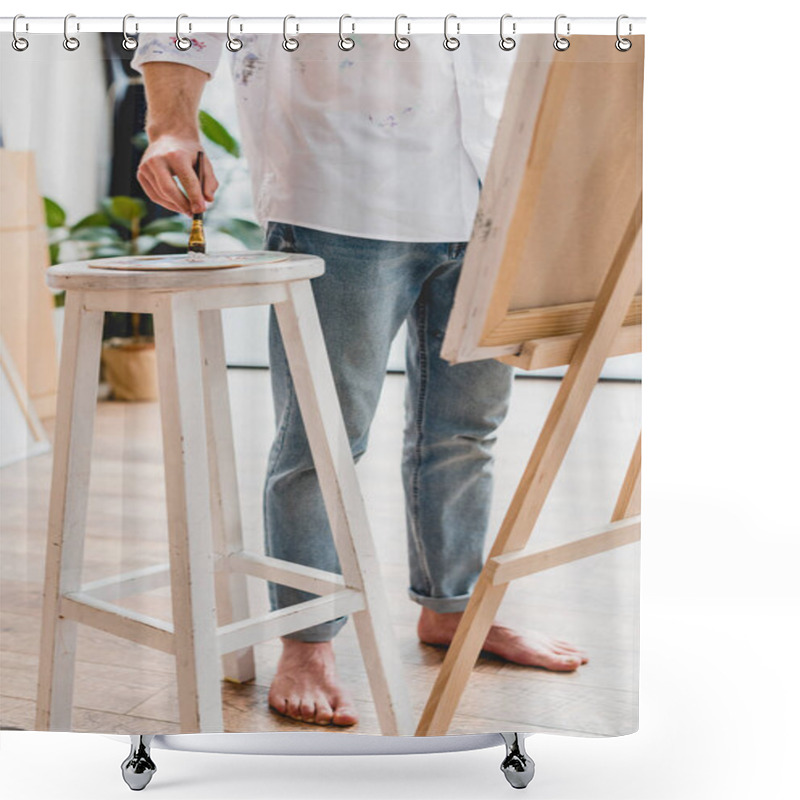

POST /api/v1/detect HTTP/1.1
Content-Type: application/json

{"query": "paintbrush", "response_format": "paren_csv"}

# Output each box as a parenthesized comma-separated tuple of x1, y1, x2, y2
(187, 151, 207, 255)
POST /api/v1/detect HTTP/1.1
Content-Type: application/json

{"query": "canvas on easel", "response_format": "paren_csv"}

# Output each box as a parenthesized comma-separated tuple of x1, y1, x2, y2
(418, 33, 644, 736)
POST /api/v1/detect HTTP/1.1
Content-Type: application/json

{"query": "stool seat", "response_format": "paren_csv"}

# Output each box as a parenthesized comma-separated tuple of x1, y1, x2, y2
(45, 253, 323, 293)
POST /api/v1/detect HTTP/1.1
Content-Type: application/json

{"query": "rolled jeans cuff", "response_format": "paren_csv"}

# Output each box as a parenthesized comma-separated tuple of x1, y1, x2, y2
(407, 587, 472, 614)
(280, 615, 348, 643)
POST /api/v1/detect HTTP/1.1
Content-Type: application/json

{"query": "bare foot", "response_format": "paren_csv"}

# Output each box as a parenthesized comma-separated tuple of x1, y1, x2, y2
(268, 639, 359, 727)
(418, 608, 589, 672)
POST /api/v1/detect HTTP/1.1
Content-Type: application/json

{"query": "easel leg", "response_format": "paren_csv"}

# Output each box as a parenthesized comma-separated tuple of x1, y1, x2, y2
(36, 292, 104, 731)
(198, 307, 256, 684)
(416, 200, 643, 736)
(612, 432, 641, 521)
(153, 295, 223, 732)
(273, 280, 414, 735)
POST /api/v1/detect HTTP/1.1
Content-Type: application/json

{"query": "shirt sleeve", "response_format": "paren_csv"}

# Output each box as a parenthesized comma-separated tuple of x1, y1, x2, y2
(130, 33, 225, 78)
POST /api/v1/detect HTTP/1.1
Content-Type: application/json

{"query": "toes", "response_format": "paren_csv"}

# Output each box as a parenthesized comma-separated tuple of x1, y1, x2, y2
(546, 654, 582, 672)
(331, 700, 359, 727)
(299, 700, 317, 723)
(269, 696, 289, 717)
(314, 699, 334, 726)
(286, 697, 303, 720)
(268, 691, 289, 716)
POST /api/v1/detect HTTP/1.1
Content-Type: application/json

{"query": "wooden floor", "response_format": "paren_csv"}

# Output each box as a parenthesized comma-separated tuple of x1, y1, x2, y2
(0, 369, 640, 737)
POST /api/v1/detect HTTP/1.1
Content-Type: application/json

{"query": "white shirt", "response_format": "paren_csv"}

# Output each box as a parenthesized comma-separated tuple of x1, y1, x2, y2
(132, 33, 515, 242)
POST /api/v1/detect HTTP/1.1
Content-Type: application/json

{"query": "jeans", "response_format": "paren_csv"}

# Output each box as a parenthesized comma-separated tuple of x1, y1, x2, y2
(263, 222, 514, 641)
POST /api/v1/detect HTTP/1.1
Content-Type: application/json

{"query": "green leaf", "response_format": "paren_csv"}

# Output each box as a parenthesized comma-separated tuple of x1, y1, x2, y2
(71, 211, 110, 231)
(215, 218, 263, 250)
(49, 243, 60, 264)
(133, 235, 157, 255)
(131, 131, 149, 151)
(199, 110, 241, 158)
(53, 291, 66, 308)
(43, 197, 66, 229)
(91, 244, 131, 258)
(141, 216, 189, 235)
(70, 226, 121, 242)
(154, 231, 191, 249)
(102, 196, 148, 228)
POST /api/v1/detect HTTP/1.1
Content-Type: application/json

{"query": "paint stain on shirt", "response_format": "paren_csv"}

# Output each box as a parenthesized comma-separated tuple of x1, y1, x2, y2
(236, 53, 260, 86)
(368, 107, 414, 129)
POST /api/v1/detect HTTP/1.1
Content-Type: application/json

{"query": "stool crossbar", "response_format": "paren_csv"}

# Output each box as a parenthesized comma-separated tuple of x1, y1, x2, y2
(36, 256, 413, 735)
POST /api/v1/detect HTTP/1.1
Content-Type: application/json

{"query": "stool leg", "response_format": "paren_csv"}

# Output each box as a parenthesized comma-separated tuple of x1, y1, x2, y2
(198, 308, 256, 684)
(152, 295, 223, 732)
(273, 280, 414, 736)
(36, 291, 104, 730)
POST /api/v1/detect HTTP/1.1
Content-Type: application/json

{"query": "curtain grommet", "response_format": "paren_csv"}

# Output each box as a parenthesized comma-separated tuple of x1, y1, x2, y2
(175, 14, 192, 51)
(394, 14, 411, 51)
(226, 15, 243, 52)
(121, 14, 138, 51)
(444, 14, 460, 51)
(338, 14, 355, 51)
(12, 14, 29, 51)
(282, 15, 299, 52)
(499, 14, 516, 51)
(553, 14, 570, 51)
(615, 15, 633, 51)
(63, 13, 80, 51)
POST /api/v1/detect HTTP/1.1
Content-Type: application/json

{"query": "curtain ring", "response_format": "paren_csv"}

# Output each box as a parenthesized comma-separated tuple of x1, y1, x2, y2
(122, 14, 138, 51)
(226, 15, 243, 52)
(12, 14, 29, 51)
(394, 14, 410, 51)
(553, 14, 570, 51)
(499, 13, 516, 51)
(282, 15, 299, 51)
(616, 14, 632, 51)
(338, 14, 355, 51)
(443, 14, 460, 51)
(63, 13, 80, 51)
(175, 14, 192, 50)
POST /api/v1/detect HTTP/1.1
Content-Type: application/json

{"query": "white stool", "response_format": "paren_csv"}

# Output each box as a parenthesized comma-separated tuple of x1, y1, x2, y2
(36, 255, 412, 735)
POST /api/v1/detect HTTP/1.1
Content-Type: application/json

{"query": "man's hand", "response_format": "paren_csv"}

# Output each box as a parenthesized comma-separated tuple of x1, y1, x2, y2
(137, 62, 219, 216)
(137, 136, 218, 216)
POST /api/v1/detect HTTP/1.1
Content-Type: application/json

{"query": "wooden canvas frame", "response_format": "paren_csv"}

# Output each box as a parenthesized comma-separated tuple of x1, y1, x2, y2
(441, 35, 643, 371)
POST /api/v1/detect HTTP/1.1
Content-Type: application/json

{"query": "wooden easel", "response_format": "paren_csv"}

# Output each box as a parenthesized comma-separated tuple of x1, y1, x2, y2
(416, 34, 644, 735)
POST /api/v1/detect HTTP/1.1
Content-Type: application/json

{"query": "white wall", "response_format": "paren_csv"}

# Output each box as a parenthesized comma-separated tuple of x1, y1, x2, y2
(0, 33, 111, 222)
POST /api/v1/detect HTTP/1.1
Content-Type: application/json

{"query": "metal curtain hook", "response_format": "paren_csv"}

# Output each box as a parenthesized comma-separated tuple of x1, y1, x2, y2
(227, 15, 243, 51)
(616, 14, 632, 51)
(122, 14, 138, 51)
(553, 14, 570, 51)
(282, 15, 299, 51)
(499, 14, 516, 51)
(443, 14, 460, 51)
(175, 14, 192, 50)
(339, 14, 355, 51)
(12, 14, 29, 51)
(63, 13, 80, 51)
(394, 14, 410, 51)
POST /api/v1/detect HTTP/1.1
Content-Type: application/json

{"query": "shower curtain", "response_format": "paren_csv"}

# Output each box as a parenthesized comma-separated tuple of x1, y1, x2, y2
(0, 23, 643, 740)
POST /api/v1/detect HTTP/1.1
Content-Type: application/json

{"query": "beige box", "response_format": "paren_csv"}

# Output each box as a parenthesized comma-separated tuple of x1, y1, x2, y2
(0, 149, 59, 419)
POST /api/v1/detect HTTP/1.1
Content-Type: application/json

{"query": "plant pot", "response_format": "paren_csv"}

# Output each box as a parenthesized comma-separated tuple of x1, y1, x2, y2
(100, 337, 159, 401)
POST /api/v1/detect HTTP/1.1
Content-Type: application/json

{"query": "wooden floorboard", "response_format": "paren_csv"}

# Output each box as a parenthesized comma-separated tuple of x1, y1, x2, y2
(1, 369, 640, 735)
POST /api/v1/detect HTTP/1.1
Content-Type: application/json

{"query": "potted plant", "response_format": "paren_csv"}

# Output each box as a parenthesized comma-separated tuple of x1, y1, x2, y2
(45, 111, 262, 401)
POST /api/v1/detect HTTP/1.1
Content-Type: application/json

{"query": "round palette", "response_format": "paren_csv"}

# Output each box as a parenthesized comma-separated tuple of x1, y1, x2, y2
(87, 251, 289, 271)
